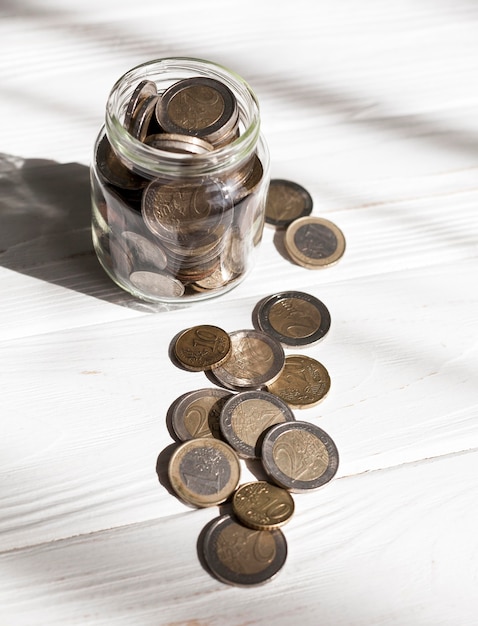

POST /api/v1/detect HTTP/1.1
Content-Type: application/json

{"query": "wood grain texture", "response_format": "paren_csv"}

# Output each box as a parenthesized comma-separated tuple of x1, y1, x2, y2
(1, 0, 477, 623)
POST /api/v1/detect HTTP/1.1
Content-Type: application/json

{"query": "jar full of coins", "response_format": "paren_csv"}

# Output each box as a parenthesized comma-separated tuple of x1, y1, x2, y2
(91, 57, 270, 303)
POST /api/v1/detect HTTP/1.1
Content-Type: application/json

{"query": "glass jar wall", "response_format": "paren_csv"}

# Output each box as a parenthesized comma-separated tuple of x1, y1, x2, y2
(90, 57, 270, 303)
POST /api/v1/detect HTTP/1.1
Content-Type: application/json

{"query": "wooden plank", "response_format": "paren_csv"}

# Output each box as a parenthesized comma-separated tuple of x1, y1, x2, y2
(1, 450, 476, 625)
(1, 261, 476, 551)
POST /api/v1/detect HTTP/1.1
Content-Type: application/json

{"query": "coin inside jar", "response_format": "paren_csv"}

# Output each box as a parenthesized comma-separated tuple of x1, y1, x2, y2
(219, 389, 295, 459)
(261, 421, 339, 492)
(155, 76, 239, 146)
(173, 325, 232, 372)
(254, 291, 331, 347)
(129, 269, 185, 298)
(265, 179, 313, 228)
(144, 133, 215, 154)
(266, 354, 331, 409)
(232, 481, 295, 530)
(124, 79, 158, 133)
(211, 329, 285, 390)
(285, 216, 346, 268)
(168, 438, 241, 507)
(201, 513, 287, 586)
(141, 178, 233, 246)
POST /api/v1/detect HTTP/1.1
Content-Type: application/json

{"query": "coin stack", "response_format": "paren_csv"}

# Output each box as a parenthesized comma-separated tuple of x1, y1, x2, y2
(265, 179, 346, 268)
(163, 291, 339, 586)
(91, 73, 268, 301)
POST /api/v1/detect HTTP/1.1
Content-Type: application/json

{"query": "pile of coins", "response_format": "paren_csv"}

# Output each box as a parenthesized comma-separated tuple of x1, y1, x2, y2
(163, 290, 340, 586)
(265, 179, 346, 269)
(92, 75, 267, 300)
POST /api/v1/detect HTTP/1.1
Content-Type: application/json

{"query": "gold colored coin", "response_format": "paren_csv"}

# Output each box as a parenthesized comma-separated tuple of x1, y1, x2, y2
(174, 325, 231, 371)
(266, 354, 330, 408)
(232, 481, 295, 530)
(285, 216, 346, 268)
(168, 438, 241, 507)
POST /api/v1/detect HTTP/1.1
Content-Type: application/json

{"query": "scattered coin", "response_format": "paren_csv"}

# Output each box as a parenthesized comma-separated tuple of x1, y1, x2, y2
(202, 513, 287, 586)
(168, 438, 241, 507)
(266, 354, 331, 408)
(173, 325, 232, 372)
(219, 389, 295, 459)
(285, 216, 346, 268)
(254, 290, 331, 347)
(170, 388, 232, 441)
(232, 481, 295, 530)
(265, 179, 313, 228)
(261, 421, 339, 492)
(212, 329, 285, 390)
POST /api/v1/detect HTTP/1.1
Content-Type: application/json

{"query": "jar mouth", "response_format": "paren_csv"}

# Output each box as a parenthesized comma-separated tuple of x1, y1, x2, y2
(105, 57, 261, 179)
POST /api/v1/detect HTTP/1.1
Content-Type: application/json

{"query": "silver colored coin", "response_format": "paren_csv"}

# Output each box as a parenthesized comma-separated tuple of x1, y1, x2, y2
(254, 291, 331, 347)
(261, 421, 339, 493)
(170, 388, 232, 441)
(219, 390, 295, 459)
(156, 77, 238, 146)
(122, 231, 168, 270)
(212, 329, 285, 390)
(168, 438, 241, 507)
(124, 79, 158, 132)
(144, 133, 214, 154)
(129, 270, 184, 298)
(202, 513, 287, 586)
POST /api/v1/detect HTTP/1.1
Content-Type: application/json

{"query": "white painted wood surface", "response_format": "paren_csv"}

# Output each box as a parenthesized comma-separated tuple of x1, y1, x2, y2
(1, 1, 477, 624)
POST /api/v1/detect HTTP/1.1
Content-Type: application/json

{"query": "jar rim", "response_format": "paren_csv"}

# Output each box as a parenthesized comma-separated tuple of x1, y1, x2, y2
(105, 57, 261, 179)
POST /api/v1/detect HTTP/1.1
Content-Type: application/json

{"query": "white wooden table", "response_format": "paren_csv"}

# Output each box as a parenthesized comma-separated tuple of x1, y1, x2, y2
(1, 1, 477, 624)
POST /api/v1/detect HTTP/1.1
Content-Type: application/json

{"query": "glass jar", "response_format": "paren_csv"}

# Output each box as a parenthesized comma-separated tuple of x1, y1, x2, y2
(91, 57, 270, 303)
